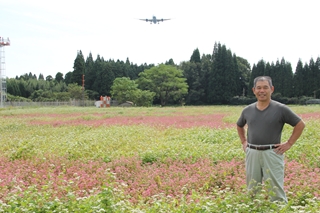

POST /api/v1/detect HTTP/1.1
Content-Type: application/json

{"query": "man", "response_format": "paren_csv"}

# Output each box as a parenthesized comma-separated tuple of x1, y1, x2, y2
(236, 76, 305, 202)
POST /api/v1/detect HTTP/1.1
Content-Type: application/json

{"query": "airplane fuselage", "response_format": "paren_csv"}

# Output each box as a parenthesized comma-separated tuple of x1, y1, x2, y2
(152, 16, 159, 24)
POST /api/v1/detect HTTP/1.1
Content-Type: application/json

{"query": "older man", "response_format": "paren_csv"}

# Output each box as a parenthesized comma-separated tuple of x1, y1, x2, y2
(236, 76, 305, 202)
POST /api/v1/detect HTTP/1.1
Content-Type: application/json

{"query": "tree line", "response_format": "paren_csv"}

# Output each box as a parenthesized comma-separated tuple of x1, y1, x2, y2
(6, 42, 320, 106)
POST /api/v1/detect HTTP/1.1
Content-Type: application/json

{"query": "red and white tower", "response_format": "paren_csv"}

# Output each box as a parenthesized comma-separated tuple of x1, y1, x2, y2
(0, 37, 10, 108)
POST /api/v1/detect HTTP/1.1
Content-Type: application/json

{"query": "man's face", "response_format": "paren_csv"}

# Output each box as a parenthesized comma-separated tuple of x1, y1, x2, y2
(252, 80, 274, 102)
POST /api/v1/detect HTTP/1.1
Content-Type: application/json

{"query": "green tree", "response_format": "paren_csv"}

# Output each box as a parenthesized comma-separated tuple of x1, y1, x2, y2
(92, 55, 104, 95)
(207, 43, 239, 104)
(230, 54, 242, 98)
(68, 83, 86, 100)
(38, 73, 44, 80)
(132, 89, 155, 107)
(309, 58, 320, 97)
(46, 75, 53, 81)
(52, 81, 68, 93)
(293, 59, 304, 97)
(17, 79, 29, 98)
(24, 79, 37, 97)
(71, 50, 85, 85)
(280, 58, 293, 97)
(85, 52, 95, 91)
(110, 77, 138, 103)
(114, 59, 128, 78)
(37, 79, 50, 91)
(6, 78, 21, 96)
(54, 92, 70, 101)
(29, 89, 54, 101)
(264, 62, 273, 79)
(64, 72, 72, 85)
(180, 61, 204, 104)
(199, 54, 212, 104)
(314, 57, 320, 98)
(92, 57, 115, 97)
(126, 58, 140, 79)
(28, 72, 34, 79)
(55, 72, 64, 82)
(272, 60, 282, 96)
(165, 58, 175, 65)
(111, 77, 155, 106)
(190, 48, 201, 63)
(236, 57, 251, 96)
(181, 49, 212, 105)
(249, 60, 266, 96)
(137, 64, 188, 106)
(268, 58, 293, 98)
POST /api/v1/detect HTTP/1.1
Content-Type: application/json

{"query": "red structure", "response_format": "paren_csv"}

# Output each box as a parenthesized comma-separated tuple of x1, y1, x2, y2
(100, 96, 111, 107)
(0, 37, 10, 46)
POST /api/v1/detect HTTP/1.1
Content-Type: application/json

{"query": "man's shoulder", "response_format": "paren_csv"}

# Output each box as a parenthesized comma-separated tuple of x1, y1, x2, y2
(245, 102, 256, 109)
(270, 100, 287, 108)
(270, 100, 296, 115)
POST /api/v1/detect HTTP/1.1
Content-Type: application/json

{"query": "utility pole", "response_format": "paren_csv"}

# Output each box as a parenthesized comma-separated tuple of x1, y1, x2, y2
(0, 37, 10, 108)
(313, 89, 320, 99)
(82, 74, 85, 106)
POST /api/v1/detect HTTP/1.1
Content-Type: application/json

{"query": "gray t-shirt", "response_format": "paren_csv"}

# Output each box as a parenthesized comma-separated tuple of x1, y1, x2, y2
(237, 100, 301, 145)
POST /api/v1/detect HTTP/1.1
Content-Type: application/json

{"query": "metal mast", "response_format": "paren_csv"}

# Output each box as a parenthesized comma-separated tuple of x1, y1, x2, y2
(0, 37, 10, 108)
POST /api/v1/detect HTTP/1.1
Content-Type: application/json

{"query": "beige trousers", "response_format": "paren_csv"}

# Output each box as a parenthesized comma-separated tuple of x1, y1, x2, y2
(245, 147, 287, 203)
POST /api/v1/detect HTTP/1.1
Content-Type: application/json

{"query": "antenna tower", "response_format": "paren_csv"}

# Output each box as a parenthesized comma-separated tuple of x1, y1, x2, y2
(0, 37, 10, 108)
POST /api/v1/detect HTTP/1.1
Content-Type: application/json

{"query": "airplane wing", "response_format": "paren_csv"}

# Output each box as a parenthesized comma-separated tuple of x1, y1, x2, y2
(139, 19, 152, 22)
(156, 18, 170, 22)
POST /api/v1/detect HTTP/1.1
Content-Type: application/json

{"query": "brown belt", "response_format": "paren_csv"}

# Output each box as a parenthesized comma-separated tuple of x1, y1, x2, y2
(247, 144, 277, 151)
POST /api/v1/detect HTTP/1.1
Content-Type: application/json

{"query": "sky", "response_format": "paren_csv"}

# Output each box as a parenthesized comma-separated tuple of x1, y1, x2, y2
(1, 0, 319, 79)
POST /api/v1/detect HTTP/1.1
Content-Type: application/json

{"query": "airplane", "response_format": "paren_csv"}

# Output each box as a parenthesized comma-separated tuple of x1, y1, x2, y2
(139, 16, 170, 24)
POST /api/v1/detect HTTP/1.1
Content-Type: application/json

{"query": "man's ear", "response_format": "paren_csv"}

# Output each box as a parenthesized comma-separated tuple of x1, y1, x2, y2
(271, 86, 275, 93)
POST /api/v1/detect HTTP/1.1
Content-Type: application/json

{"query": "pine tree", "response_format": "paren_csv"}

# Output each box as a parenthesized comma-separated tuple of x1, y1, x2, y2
(55, 72, 64, 83)
(71, 50, 85, 86)
(249, 60, 266, 94)
(92, 55, 104, 95)
(199, 54, 212, 103)
(304, 61, 312, 96)
(309, 58, 320, 98)
(207, 43, 238, 104)
(165, 58, 175, 65)
(280, 58, 293, 97)
(190, 48, 201, 63)
(181, 61, 203, 104)
(85, 52, 95, 91)
(315, 57, 320, 98)
(38, 74, 44, 80)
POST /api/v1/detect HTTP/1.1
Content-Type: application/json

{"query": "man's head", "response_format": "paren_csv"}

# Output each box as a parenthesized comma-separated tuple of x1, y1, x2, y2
(253, 76, 273, 88)
(252, 76, 274, 102)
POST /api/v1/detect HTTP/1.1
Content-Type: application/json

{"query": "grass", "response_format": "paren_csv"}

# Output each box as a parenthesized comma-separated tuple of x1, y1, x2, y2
(0, 105, 319, 212)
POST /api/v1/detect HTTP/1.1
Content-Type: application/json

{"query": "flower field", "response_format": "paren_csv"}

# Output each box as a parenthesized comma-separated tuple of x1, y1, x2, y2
(0, 105, 320, 212)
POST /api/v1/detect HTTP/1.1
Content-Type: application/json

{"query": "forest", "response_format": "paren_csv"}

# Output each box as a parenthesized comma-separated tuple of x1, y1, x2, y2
(6, 42, 320, 106)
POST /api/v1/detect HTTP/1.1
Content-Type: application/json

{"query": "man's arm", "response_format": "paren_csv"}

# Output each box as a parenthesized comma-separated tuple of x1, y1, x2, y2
(275, 120, 305, 154)
(237, 125, 247, 152)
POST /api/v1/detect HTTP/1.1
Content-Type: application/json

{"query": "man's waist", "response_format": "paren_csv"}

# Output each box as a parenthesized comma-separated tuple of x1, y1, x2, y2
(247, 143, 277, 151)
